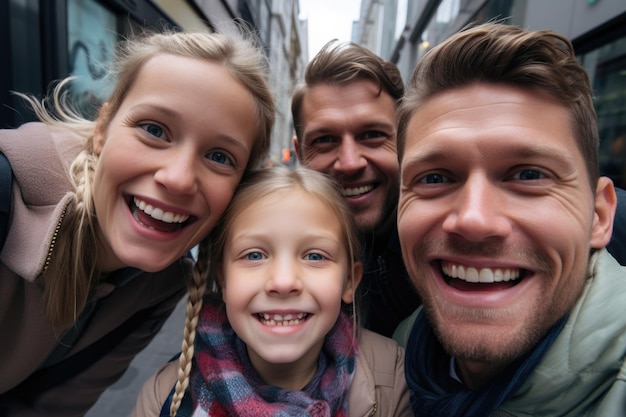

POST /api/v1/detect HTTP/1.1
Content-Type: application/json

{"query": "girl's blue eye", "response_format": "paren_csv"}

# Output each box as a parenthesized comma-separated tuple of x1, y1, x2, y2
(208, 151, 232, 165)
(246, 251, 264, 261)
(141, 123, 164, 138)
(305, 253, 324, 261)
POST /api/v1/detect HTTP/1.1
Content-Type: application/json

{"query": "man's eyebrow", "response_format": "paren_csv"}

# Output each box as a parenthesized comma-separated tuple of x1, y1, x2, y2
(305, 121, 395, 138)
(402, 143, 576, 168)
(401, 148, 448, 168)
(303, 127, 333, 140)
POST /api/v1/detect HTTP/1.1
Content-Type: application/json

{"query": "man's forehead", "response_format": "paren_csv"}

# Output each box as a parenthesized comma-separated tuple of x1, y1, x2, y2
(302, 82, 396, 122)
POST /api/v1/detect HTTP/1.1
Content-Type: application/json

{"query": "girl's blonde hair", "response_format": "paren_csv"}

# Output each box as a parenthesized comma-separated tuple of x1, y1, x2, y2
(18, 28, 274, 330)
(170, 166, 362, 416)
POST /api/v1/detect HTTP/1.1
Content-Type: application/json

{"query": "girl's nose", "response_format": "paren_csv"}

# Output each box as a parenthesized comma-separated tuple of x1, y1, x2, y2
(265, 260, 303, 297)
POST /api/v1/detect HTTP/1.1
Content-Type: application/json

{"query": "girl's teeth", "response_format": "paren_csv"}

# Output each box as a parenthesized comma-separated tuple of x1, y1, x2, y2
(259, 312, 308, 326)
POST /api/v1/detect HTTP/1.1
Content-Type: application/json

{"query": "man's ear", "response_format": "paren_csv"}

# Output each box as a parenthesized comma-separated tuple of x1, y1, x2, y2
(590, 177, 617, 249)
(292, 135, 303, 163)
(342, 261, 363, 304)
(93, 102, 110, 155)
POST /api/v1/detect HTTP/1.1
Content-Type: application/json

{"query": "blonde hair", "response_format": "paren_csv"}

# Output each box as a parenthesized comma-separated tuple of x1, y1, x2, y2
(17, 29, 274, 329)
(169, 166, 362, 416)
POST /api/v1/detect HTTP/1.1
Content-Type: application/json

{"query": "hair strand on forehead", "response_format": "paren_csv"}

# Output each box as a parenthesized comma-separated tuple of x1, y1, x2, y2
(291, 39, 404, 146)
(397, 22, 599, 189)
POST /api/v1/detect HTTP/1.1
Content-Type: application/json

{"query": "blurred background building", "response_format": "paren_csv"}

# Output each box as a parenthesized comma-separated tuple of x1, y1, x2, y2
(0, 0, 307, 166)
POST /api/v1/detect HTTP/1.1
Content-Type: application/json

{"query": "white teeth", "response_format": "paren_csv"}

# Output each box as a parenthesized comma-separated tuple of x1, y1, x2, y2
(442, 262, 520, 283)
(343, 185, 373, 197)
(259, 312, 308, 326)
(133, 197, 190, 224)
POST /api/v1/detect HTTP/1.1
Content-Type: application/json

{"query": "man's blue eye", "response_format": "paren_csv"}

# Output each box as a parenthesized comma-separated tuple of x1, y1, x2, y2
(362, 131, 383, 139)
(517, 169, 543, 180)
(246, 252, 263, 261)
(312, 135, 335, 145)
(209, 151, 232, 165)
(422, 173, 447, 184)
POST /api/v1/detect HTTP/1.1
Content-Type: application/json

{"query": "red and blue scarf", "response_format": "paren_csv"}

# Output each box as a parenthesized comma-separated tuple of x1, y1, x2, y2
(190, 303, 357, 417)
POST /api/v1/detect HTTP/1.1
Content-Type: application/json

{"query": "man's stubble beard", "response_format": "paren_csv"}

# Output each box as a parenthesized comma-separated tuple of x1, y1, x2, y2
(359, 185, 399, 239)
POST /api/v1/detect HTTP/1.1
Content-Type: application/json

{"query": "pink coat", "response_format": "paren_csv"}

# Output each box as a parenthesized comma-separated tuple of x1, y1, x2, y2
(0, 123, 190, 416)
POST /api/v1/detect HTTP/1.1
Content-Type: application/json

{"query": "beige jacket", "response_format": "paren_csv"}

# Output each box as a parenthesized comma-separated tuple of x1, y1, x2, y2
(131, 328, 413, 417)
(0, 123, 190, 416)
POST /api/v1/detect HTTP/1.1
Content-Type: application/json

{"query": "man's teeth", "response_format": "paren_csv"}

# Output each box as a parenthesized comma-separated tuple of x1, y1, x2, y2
(133, 197, 189, 223)
(442, 262, 520, 283)
(343, 184, 373, 197)
(258, 312, 308, 326)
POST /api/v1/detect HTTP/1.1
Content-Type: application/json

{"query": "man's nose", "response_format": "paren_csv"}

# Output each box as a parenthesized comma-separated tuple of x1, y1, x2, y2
(333, 136, 367, 173)
(442, 175, 512, 241)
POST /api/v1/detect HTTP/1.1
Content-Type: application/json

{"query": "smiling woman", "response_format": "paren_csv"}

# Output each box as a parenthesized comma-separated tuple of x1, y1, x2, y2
(0, 28, 274, 417)
(91, 54, 260, 272)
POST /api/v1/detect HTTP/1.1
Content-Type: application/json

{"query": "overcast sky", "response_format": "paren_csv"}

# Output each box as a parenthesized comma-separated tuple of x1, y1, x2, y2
(299, 0, 361, 60)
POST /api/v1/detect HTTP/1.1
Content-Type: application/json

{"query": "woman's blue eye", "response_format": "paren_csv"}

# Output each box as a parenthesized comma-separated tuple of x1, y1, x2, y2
(141, 123, 164, 138)
(208, 151, 232, 165)
(246, 252, 263, 261)
(305, 253, 324, 261)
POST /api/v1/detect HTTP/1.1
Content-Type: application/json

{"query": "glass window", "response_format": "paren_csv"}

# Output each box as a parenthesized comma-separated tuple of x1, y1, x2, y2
(580, 33, 626, 188)
(67, 0, 118, 119)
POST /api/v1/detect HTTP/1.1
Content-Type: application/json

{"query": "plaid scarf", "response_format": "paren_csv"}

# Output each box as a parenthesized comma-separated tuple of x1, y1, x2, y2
(190, 303, 357, 417)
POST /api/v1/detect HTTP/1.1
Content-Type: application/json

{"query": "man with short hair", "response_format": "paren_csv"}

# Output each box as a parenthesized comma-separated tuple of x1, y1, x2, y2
(395, 22, 626, 416)
(291, 40, 418, 336)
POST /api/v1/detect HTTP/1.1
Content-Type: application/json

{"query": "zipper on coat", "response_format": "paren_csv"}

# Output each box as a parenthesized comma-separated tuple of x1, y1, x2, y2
(41, 204, 68, 274)
(366, 402, 378, 416)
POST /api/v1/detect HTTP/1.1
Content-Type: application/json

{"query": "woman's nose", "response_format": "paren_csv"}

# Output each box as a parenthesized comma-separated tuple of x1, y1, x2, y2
(153, 151, 199, 195)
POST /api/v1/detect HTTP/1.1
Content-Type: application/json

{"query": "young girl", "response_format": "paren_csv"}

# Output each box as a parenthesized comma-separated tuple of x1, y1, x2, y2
(0, 29, 274, 416)
(132, 166, 412, 417)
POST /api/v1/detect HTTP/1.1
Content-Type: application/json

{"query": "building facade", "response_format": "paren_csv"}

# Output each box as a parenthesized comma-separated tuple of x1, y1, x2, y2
(353, 0, 626, 188)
